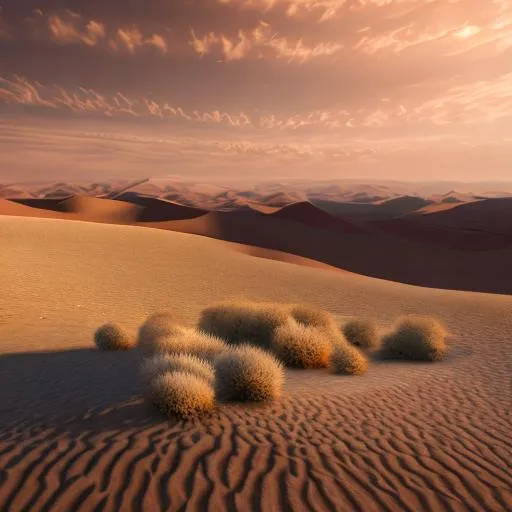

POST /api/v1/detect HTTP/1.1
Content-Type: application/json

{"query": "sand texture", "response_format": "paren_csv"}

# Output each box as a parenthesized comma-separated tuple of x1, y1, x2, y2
(0, 216, 511, 511)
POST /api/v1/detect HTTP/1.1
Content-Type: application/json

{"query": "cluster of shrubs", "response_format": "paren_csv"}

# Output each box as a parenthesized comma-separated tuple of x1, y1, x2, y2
(94, 302, 448, 419)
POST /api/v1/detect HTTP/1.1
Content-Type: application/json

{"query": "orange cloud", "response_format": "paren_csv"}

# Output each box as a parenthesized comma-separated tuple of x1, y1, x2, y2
(109, 26, 168, 53)
(47, 12, 106, 47)
(189, 21, 342, 62)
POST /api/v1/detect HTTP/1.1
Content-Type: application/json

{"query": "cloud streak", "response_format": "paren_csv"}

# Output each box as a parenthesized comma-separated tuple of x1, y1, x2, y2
(189, 21, 342, 61)
(2, 73, 512, 135)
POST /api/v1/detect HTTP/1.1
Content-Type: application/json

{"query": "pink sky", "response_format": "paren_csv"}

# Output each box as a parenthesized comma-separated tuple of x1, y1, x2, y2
(0, 0, 511, 181)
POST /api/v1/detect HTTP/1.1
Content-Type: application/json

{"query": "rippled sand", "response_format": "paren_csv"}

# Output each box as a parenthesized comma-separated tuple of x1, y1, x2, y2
(0, 216, 511, 511)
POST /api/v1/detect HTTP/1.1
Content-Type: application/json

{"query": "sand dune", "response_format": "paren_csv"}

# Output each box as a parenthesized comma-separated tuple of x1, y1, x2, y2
(418, 198, 512, 235)
(0, 216, 510, 511)
(313, 196, 434, 221)
(58, 196, 142, 223)
(270, 201, 367, 234)
(0, 199, 68, 219)
(1, 194, 512, 293)
(6, 196, 142, 224)
(372, 218, 512, 251)
(115, 193, 207, 221)
(142, 209, 512, 294)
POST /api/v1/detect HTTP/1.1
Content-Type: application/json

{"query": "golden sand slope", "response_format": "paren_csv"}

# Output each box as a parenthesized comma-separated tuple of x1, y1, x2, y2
(0, 216, 511, 511)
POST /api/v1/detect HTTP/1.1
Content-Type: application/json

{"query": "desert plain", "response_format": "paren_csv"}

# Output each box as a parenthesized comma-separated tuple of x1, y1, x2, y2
(0, 180, 511, 511)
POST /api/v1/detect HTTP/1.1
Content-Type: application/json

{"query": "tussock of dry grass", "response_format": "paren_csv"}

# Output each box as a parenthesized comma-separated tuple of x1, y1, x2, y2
(288, 304, 337, 330)
(198, 301, 288, 349)
(272, 320, 333, 368)
(138, 312, 184, 353)
(329, 343, 369, 375)
(140, 353, 215, 386)
(149, 328, 226, 361)
(381, 315, 447, 361)
(94, 323, 135, 351)
(343, 319, 380, 350)
(215, 344, 284, 402)
(149, 371, 215, 419)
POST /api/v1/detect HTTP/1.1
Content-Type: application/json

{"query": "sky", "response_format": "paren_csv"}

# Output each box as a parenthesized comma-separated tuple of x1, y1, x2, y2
(0, 0, 511, 183)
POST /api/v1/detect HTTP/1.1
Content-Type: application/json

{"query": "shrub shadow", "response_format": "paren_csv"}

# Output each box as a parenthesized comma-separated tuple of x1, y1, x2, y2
(0, 348, 152, 431)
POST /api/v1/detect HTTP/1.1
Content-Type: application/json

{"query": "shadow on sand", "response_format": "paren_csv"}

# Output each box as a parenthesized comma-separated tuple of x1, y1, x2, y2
(0, 348, 168, 433)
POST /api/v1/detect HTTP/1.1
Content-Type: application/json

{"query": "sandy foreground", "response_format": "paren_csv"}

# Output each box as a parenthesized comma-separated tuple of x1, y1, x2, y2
(0, 216, 511, 511)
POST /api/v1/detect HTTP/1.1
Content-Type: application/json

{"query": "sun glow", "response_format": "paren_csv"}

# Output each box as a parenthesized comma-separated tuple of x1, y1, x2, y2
(454, 25, 481, 39)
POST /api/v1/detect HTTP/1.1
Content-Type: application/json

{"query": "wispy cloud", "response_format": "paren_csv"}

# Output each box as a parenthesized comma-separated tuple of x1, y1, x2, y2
(47, 11, 106, 47)
(22, 9, 169, 54)
(2, 73, 512, 133)
(189, 21, 342, 62)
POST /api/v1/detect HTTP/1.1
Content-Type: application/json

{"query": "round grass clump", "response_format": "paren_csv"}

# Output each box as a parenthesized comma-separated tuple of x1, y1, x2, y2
(288, 304, 337, 331)
(198, 301, 288, 349)
(329, 344, 369, 375)
(141, 353, 215, 386)
(138, 312, 184, 353)
(271, 320, 333, 368)
(343, 319, 380, 350)
(94, 323, 135, 351)
(149, 371, 215, 419)
(215, 344, 284, 402)
(149, 328, 226, 361)
(381, 315, 447, 361)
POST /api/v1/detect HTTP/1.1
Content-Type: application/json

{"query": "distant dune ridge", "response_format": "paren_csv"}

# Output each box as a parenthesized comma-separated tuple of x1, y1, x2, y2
(0, 216, 511, 511)
(1, 181, 512, 293)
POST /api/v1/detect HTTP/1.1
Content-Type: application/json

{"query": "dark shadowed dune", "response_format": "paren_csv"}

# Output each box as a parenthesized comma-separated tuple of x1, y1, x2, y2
(115, 193, 207, 221)
(10, 197, 71, 212)
(0, 199, 70, 218)
(417, 197, 512, 235)
(372, 218, 512, 251)
(140, 209, 512, 294)
(313, 196, 434, 221)
(374, 196, 434, 217)
(270, 201, 368, 234)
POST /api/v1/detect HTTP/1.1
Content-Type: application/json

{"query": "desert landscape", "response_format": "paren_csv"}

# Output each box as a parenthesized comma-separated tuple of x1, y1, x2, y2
(2, 0, 512, 509)
(1, 179, 512, 293)
(1, 185, 511, 510)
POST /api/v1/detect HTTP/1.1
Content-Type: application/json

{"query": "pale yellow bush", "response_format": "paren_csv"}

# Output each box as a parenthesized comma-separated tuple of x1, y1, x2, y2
(140, 353, 215, 386)
(381, 316, 447, 361)
(215, 344, 284, 402)
(198, 301, 288, 349)
(272, 320, 332, 368)
(343, 319, 380, 350)
(149, 371, 215, 419)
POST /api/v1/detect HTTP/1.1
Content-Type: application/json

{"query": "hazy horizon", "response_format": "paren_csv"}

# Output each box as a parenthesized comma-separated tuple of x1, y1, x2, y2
(1, 1, 511, 181)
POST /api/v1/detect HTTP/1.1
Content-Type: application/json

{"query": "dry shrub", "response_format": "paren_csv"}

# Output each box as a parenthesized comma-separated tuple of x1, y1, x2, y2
(272, 320, 333, 368)
(329, 343, 368, 375)
(343, 319, 380, 350)
(141, 353, 215, 386)
(381, 315, 447, 361)
(288, 304, 337, 330)
(94, 323, 135, 351)
(148, 328, 226, 361)
(138, 312, 184, 352)
(215, 344, 284, 402)
(198, 301, 288, 349)
(149, 371, 215, 419)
